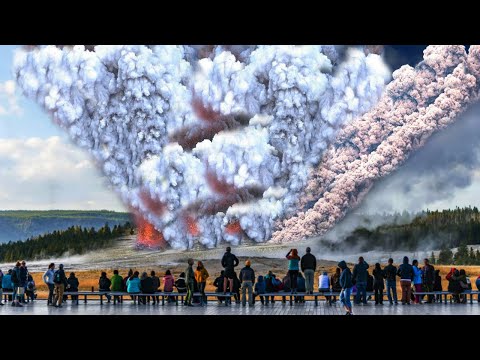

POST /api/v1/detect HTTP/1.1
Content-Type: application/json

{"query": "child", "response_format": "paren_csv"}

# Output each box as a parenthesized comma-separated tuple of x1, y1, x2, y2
(254, 275, 266, 304)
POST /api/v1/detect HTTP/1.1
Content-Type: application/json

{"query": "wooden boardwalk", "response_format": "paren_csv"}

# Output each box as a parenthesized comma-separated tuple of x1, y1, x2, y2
(2, 300, 480, 315)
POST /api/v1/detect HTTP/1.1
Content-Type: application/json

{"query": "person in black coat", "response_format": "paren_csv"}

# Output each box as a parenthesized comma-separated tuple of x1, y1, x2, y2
(221, 246, 239, 294)
(372, 263, 384, 305)
(140, 272, 154, 305)
(99, 272, 112, 303)
(65, 272, 79, 303)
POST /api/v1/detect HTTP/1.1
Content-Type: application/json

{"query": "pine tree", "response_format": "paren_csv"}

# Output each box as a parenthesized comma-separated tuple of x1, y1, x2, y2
(430, 251, 436, 265)
(438, 245, 453, 264)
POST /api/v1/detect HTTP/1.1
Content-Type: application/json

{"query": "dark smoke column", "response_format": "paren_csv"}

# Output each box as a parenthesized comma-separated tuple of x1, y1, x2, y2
(270, 45, 480, 244)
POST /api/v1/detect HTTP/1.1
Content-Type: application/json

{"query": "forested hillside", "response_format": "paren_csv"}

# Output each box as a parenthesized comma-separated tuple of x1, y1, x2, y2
(0, 210, 132, 243)
(0, 222, 134, 261)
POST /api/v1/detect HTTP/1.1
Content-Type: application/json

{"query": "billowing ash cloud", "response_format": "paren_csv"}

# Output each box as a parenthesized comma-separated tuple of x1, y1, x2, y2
(271, 45, 480, 244)
(14, 45, 389, 249)
(358, 102, 480, 213)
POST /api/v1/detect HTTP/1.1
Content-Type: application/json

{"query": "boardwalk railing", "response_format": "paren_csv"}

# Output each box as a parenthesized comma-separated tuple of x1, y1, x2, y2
(3, 290, 480, 306)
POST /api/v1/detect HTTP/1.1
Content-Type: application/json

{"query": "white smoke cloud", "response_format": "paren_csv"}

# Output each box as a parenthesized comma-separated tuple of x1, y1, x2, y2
(14, 45, 389, 249)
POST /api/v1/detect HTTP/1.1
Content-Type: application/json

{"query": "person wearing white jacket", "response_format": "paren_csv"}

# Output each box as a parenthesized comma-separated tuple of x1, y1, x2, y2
(318, 271, 330, 291)
(319, 271, 332, 304)
(42, 263, 55, 306)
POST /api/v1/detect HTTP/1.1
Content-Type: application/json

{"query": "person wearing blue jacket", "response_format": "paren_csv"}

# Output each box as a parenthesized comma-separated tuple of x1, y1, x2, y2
(397, 256, 414, 305)
(126, 271, 141, 303)
(412, 259, 423, 304)
(338, 260, 353, 315)
(2, 269, 12, 302)
(254, 275, 266, 304)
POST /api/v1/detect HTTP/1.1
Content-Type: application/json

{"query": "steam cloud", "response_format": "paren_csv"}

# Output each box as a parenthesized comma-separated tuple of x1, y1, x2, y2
(271, 45, 480, 244)
(14, 45, 390, 249)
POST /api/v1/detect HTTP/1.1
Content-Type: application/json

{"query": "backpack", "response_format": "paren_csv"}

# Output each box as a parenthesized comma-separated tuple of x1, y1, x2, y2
(27, 281, 35, 291)
(53, 270, 63, 284)
(11, 269, 18, 284)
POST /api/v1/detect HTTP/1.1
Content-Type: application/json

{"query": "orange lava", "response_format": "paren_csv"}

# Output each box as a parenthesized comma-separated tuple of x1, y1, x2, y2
(184, 215, 200, 237)
(135, 214, 166, 248)
(225, 220, 242, 235)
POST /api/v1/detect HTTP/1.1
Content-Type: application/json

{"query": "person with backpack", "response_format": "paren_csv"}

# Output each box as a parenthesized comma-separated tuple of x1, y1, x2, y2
(163, 270, 175, 304)
(53, 264, 67, 308)
(99, 272, 112, 303)
(11, 261, 22, 307)
(43, 263, 55, 306)
(319, 271, 331, 303)
(397, 256, 414, 305)
(383, 258, 398, 305)
(254, 275, 266, 305)
(352, 256, 369, 305)
(239, 259, 255, 307)
(301, 247, 317, 294)
(372, 263, 384, 305)
(221, 246, 239, 294)
(25, 274, 36, 302)
(66, 272, 79, 303)
(338, 260, 353, 315)
(286, 248, 300, 294)
(110, 270, 123, 304)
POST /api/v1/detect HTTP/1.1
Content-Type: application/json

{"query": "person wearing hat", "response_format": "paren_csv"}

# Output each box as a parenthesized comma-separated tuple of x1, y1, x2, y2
(53, 264, 67, 308)
(239, 259, 255, 307)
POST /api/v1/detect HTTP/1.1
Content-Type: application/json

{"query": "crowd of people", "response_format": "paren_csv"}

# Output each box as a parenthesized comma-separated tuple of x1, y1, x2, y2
(0, 247, 479, 314)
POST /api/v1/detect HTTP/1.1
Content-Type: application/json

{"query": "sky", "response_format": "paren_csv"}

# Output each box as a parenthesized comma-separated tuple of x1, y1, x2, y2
(0, 45, 127, 211)
(1, 45, 480, 214)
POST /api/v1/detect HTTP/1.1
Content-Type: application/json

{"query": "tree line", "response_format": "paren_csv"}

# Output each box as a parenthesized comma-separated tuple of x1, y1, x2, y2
(0, 222, 134, 262)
